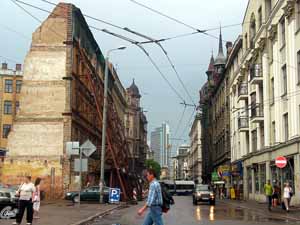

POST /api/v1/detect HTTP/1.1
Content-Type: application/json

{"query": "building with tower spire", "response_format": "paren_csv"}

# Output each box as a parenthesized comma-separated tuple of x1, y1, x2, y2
(125, 79, 148, 175)
(199, 27, 232, 187)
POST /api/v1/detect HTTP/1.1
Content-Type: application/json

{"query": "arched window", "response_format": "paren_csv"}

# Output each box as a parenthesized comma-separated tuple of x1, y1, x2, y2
(249, 13, 256, 48)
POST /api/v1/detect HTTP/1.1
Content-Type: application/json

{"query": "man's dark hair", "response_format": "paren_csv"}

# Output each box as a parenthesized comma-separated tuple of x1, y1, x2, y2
(147, 168, 157, 178)
(26, 176, 31, 181)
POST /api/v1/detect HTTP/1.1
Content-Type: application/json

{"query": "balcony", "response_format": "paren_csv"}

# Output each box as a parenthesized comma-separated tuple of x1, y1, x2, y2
(238, 116, 249, 132)
(250, 103, 264, 123)
(250, 64, 263, 85)
(237, 83, 248, 101)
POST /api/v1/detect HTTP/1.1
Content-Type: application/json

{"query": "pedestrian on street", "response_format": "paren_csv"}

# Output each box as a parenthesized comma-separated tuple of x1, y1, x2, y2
(138, 168, 164, 225)
(272, 180, 280, 207)
(33, 177, 42, 219)
(264, 179, 273, 211)
(283, 182, 292, 212)
(13, 176, 36, 225)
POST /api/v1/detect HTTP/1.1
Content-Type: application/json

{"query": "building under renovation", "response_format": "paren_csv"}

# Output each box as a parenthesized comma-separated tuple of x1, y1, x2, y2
(1, 3, 147, 200)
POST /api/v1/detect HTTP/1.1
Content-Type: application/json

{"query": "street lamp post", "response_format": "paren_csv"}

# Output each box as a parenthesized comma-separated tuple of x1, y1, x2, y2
(100, 46, 126, 204)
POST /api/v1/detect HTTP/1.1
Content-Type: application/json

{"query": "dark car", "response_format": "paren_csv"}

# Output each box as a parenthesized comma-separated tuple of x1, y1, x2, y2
(192, 184, 215, 205)
(65, 186, 110, 203)
(0, 189, 18, 219)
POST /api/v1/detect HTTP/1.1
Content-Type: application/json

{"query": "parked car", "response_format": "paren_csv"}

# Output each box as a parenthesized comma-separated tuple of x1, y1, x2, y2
(65, 186, 110, 203)
(0, 189, 18, 219)
(192, 184, 215, 205)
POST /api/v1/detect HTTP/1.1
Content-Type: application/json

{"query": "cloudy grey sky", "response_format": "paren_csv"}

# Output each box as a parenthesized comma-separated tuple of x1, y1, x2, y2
(0, 0, 248, 149)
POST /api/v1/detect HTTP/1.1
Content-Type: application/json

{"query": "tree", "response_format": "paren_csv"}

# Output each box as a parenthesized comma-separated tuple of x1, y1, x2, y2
(145, 159, 161, 179)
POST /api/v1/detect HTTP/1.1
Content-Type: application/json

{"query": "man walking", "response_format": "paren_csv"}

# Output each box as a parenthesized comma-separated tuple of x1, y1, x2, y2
(138, 168, 164, 225)
(264, 179, 273, 211)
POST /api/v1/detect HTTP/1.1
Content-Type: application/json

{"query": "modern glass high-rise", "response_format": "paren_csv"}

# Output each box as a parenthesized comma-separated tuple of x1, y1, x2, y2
(150, 122, 170, 168)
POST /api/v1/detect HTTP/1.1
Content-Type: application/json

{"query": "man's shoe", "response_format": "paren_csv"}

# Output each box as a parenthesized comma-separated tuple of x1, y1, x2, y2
(26, 223, 32, 225)
(12, 222, 19, 225)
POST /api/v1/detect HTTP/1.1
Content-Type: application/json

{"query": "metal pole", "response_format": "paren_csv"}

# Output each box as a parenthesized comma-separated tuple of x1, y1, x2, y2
(100, 56, 109, 204)
(79, 147, 82, 206)
(99, 46, 126, 203)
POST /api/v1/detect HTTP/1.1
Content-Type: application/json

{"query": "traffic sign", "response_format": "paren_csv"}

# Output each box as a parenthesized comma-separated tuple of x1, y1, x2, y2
(74, 158, 88, 172)
(81, 139, 96, 157)
(275, 156, 287, 168)
(109, 188, 121, 203)
(66, 142, 79, 155)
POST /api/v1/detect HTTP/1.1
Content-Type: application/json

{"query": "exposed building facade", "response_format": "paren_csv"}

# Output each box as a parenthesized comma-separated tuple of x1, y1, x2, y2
(0, 3, 142, 200)
(188, 112, 202, 183)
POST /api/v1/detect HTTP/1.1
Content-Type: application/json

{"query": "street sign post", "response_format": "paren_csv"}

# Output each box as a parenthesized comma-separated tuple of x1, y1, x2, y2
(109, 188, 121, 203)
(66, 140, 97, 206)
(275, 156, 287, 168)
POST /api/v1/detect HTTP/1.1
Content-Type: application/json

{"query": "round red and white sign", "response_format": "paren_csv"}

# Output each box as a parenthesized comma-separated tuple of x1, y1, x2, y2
(275, 156, 287, 168)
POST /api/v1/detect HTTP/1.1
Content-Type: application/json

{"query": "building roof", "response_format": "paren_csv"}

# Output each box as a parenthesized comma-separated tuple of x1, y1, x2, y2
(206, 53, 215, 73)
(127, 79, 141, 97)
(214, 27, 226, 66)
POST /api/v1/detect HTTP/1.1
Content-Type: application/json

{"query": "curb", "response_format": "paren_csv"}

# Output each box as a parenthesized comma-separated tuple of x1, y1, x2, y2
(70, 204, 125, 225)
(219, 200, 300, 221)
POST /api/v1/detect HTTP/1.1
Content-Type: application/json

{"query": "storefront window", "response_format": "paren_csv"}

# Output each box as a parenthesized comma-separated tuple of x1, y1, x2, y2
(282, 157, 294, 192)
(247, 167, 252, 193)
(259, 164, 266, 194)
(254, 166, 259, 193)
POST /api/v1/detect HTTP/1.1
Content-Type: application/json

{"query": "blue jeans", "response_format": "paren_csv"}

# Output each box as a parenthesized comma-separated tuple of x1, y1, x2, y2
(142, 206, 164, 225)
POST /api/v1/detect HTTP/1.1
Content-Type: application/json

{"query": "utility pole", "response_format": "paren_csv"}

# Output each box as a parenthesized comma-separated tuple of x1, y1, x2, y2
(99, 46, 126, 204)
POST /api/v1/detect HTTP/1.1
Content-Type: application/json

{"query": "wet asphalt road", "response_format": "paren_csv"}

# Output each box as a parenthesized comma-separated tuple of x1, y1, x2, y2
(88, 196, 300, 225)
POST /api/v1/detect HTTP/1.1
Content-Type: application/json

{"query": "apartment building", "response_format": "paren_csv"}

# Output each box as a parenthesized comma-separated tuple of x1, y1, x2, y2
(234, 0, 300, 203)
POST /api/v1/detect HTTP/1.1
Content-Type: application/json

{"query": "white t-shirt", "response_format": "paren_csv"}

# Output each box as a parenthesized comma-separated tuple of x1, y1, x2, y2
(19, 182, 36, 201)
(283, 186, 292, 199)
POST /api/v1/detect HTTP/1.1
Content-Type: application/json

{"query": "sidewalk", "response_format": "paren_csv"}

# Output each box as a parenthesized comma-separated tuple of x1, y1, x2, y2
(219, 198, 300, 221)
(1, 200, 122, 225)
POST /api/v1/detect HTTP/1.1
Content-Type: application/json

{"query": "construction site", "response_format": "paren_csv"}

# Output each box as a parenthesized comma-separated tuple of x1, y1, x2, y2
(0, 3, 148, 201)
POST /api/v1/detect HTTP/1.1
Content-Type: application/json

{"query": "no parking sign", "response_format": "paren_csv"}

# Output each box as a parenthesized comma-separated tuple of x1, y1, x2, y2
(109, 188, 121, 203)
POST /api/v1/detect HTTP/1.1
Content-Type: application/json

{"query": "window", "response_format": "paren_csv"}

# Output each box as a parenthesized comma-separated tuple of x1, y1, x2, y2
(252, 129, 257, 152)
(269, 40, 273, 62)
(272, 121, 276, 144)
(297, 50, 300, 84)
(296, 0, 300, 31)
(299, 106, 300, 135)
(5, 80, 13, 93)
(244, 33, 248, 50)
(258, 7, 262, 28)
(4, 101, 12, 114)
(270, 78, 274, 104)
(16, 80, 22, 93)
(247, 167, 252, 193)
(15, 101, 20, 113)
(284, 113, 289, 141)
(280, 18, 286, 46)
(259, 164, 266, 194)
(282, 64, 287, 96)
(254, 165, 259, 192)
(2, 124, 11, 138)
(265, 0, 272, 18)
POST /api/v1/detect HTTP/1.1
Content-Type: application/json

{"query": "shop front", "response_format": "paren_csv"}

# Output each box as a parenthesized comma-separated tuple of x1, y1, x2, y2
(243, 141, 300, 204)
(231, 161, 243, 200)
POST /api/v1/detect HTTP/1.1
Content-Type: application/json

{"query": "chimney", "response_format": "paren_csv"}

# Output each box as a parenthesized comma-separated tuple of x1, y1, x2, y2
(16, 64, 22, 71)
(2, 63, 8, 70)
(226, 42, 233, 57)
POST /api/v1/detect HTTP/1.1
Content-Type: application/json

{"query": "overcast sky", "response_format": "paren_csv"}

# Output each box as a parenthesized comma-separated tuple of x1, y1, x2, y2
(0, 0, 248, 150)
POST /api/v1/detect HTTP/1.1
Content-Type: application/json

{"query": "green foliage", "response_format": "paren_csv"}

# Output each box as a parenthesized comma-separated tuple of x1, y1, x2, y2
(145, 159, 161, 178)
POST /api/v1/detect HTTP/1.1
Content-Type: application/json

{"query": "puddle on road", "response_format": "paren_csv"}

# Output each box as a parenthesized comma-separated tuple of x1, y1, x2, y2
(194, 205, 297, 223)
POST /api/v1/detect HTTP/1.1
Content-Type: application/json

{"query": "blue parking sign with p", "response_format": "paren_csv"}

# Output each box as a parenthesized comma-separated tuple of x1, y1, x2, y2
(109, 188, 121, 203)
